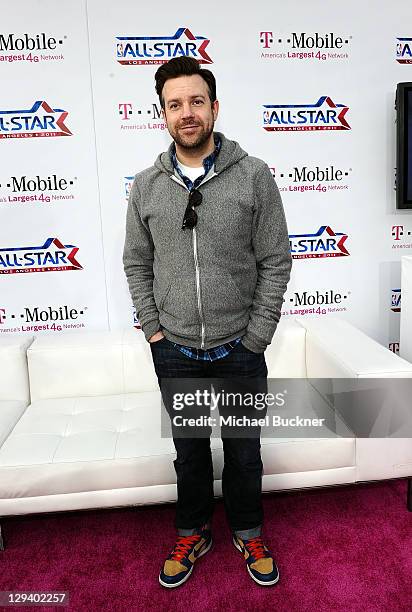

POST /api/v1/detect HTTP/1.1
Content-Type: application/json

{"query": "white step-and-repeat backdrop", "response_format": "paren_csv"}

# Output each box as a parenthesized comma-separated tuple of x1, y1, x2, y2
(1, 0, 412, 353)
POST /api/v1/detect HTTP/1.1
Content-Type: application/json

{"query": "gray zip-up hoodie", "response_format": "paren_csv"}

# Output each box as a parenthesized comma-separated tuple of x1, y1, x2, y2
(123, 132, 292, 353)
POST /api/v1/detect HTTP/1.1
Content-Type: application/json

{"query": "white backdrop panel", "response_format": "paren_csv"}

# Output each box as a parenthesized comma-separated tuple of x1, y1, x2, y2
(0, 0, 108, 336)
(2, 0, 412, 354)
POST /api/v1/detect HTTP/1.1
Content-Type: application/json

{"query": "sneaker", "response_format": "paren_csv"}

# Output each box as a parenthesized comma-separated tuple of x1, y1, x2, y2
(233, 534, 279, 586)
(159, 526, 212, 588)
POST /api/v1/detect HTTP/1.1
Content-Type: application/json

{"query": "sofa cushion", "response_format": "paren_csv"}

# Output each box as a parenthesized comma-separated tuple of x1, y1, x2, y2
(27, 321, 308, 403)
(0, 400, 29, 447)
(0, 391, 354, 501)
(27, 330, 159, 402)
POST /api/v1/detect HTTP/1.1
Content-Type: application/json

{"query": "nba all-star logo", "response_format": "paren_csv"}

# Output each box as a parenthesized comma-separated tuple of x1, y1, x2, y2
(289, 226, 350, 259)
(263, 97, 350, 131)
(0, 237, 82, 274)
(391, 289, 401, 313)
(132, 306, 141, 329)
(396, 38, 412, 63)
(0, 101, 72, 138)
(124, 176, 134, 200)
(116, 27, 213, 65)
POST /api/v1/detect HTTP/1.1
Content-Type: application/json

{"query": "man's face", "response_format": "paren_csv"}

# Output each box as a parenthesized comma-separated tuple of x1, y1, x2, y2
(162, 74, 219, 150)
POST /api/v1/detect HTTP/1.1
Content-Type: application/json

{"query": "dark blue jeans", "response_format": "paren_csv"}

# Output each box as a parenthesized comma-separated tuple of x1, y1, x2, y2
(150, 337, 268, 538)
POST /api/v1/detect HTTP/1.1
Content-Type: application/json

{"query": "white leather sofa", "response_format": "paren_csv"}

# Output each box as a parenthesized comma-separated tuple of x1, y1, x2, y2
(1, 318, 411, 551)
(0, 335, 33, 550)
(0, 336, 32, 448)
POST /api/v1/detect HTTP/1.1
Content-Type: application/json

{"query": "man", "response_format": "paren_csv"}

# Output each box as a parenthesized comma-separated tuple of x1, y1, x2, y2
(123, 56, 292, 588)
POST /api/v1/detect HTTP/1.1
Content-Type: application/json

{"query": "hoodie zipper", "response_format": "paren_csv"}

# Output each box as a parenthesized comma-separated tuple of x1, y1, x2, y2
(192, 226, 205, 348)
(170, 172, 217, 349)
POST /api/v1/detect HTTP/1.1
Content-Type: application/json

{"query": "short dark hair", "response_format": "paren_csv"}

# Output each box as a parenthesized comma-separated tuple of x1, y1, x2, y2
(154, 57, 216, 109)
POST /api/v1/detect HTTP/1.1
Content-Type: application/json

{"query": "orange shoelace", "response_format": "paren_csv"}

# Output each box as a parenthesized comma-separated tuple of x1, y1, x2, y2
(244, 536, 269, 560)
(170, 535, 201, 562)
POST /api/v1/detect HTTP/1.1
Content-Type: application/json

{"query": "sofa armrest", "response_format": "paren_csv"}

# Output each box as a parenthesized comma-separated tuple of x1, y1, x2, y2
(296, 317, 412, 378)
(0, 335, 33, 402)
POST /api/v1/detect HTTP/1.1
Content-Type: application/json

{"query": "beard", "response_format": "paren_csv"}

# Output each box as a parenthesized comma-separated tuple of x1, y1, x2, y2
(169, 120, 215, 151)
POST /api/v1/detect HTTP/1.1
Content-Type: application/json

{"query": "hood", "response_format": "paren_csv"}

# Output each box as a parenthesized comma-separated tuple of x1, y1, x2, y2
(153, 131, 248, 176)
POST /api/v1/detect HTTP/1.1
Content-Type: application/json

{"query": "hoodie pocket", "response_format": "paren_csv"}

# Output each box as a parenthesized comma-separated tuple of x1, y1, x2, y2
(201, 272, 252, 325)
(153, 278, 171, 310)
(161, 274, 200, 325)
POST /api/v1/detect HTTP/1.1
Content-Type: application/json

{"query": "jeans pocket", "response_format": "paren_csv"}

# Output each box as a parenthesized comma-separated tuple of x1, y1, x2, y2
(150, 336, 168, 349)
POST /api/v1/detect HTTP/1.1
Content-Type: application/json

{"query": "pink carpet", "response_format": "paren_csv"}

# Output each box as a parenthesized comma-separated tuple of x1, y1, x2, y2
(1, 479, 411, 611)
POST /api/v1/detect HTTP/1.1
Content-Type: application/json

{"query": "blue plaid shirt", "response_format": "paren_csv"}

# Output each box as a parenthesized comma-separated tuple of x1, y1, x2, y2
(172, 337, 242, 361)
(171, 133, 221, 191)
(169, 134, 241, 361)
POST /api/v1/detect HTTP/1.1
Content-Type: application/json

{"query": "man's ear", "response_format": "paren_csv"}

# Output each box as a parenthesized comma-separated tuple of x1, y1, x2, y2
(212, 100, 219, 121)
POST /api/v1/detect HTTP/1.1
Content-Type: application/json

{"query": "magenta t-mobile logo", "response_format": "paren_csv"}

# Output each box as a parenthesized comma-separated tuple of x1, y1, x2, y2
(392, 225, 404, 240)
(260, 31, 274, 48)
(0, 309, 6, 324)
(118, 103, 133, 120)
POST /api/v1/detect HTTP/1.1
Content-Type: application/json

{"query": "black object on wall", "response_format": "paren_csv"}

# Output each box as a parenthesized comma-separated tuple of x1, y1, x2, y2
(396, 82, 412, 209)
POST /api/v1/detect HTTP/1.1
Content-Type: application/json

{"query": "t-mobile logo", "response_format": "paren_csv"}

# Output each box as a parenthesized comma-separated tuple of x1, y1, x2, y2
(118, 103, 133, 120)
(260, 31, 274, 48)
(389, 341, 400, 354)
(392, 225, 404, 240)
(0, 309, 6, 324)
